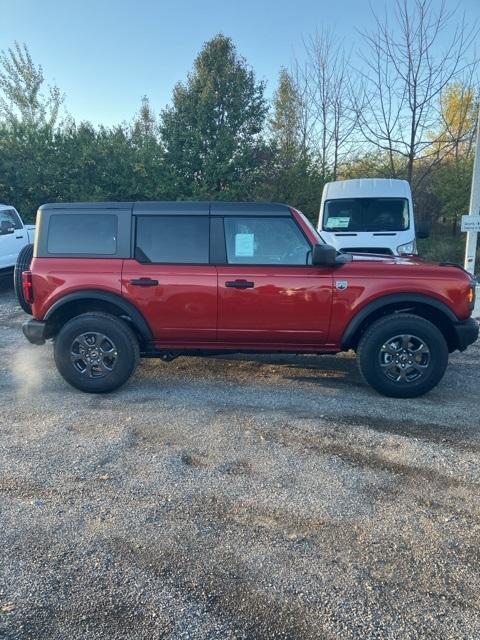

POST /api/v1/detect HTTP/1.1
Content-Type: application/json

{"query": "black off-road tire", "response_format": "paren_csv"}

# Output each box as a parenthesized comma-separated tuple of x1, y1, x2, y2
(54, 312, 140, 393)
(357, 313, 449, 398)
(14, 243, 34, 314)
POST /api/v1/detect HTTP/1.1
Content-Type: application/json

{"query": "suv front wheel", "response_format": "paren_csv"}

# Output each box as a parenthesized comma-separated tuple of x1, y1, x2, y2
(357, 313, 449, 398)
(54, 312, 140, 393)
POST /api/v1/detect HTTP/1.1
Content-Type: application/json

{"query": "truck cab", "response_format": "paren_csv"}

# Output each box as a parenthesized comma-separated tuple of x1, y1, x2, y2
(0, 203, 35, 275)
(318, 178, 417, 256)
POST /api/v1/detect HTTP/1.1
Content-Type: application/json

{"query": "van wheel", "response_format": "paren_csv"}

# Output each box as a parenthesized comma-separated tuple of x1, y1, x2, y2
(54, 312, 140, 393)
(14, 243, 34, 314)
(357, 314, 448, 398)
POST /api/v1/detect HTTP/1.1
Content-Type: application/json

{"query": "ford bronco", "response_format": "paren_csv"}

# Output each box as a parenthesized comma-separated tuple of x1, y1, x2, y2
(20, 201, 478, 397)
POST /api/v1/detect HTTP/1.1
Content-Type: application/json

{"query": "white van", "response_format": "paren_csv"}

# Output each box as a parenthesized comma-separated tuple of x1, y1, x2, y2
(318, 178, 418, 256)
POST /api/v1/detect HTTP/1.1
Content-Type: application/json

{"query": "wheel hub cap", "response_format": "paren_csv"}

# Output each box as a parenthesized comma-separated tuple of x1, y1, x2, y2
(70, 332, 118, 378)
(379, 334, 431, 383)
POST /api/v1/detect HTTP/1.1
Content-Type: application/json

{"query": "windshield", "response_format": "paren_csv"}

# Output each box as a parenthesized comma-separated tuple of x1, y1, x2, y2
(323, 198, 409, 232)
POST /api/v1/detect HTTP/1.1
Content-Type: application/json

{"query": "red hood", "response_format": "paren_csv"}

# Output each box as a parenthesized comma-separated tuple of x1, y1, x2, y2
(349, 252, 421, 264)
(348, 252, 474, 280)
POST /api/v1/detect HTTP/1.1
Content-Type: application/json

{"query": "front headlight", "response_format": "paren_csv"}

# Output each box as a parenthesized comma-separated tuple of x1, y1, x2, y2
(397, 240, 417, 255)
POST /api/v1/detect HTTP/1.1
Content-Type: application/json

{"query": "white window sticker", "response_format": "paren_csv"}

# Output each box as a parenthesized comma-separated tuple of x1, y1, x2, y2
(235, 233, 255, 257)
(326, 216, 350, 229)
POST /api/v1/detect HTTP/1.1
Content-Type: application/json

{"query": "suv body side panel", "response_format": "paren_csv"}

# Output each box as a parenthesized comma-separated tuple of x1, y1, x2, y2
(326, 262, 473, 347)
(121, 261, 218, 343)
(216, 265, 333, 344)
(30, 258, 124, 319)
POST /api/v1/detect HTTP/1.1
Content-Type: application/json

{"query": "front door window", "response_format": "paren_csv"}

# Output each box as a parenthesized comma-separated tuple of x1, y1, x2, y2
(224, 217, 311, 266)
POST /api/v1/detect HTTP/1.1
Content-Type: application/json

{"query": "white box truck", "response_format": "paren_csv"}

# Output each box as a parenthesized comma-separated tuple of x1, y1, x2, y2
(318, 178, 422, 256)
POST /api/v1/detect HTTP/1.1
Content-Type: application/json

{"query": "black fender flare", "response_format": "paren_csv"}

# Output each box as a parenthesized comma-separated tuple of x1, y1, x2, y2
(340, 293, 459, 350)
(44, 290, 153, 344)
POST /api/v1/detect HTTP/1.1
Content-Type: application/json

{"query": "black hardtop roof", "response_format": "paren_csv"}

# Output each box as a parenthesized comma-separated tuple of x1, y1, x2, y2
(38, 201, 293, 216)
(38, 202, 133, 211)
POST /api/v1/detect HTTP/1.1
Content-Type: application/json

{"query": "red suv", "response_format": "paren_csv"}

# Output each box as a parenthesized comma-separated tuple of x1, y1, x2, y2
(21, 201, 477, 397)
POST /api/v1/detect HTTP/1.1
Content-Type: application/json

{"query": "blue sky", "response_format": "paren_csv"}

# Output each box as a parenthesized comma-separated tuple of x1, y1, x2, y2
(0, 0, 478, 125)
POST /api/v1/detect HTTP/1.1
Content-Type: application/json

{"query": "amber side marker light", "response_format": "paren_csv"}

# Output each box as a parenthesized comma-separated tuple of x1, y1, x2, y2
(467, 284, 476, 308)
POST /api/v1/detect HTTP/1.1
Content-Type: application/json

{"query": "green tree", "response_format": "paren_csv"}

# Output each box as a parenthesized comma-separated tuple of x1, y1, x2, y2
(266, 69, 323, 218)
(432, 83, 478, 159)
(270, 69, 301, 158)
(0, 42, 63, 127)
(429, 83, 478, 233)
(339, 152, 406, 180)
(160, 34, 268, 199)
(130, 96, 167, 200)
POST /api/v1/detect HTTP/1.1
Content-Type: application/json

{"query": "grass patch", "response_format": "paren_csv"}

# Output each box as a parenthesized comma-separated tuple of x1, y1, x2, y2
(417, 227, 480, 270)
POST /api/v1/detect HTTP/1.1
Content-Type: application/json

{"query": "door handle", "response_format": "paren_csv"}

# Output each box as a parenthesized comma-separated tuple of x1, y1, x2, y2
(225, 279, 255, 289)
(129, 278, 159, 287)
(16, 235, 24, 239)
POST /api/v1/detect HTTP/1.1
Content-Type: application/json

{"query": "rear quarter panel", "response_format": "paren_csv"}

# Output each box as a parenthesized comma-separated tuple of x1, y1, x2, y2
(30, 258, 123, 319)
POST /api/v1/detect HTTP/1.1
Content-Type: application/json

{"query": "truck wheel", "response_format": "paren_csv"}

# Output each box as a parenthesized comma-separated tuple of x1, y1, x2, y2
(357, 314, 448, 398)
(54, 312, 140, 393)
(14, 243, 34, 314)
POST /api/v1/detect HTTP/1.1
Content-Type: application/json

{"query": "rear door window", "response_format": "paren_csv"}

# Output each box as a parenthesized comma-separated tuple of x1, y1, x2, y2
(47, 214, 118, 254)
(135, 216, 210, 264)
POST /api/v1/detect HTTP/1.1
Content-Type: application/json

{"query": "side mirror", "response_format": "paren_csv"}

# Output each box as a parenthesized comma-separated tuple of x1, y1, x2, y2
(312, 243, 337, 266)
(0, 221, 15, 236)
(416, 224, 430, 240)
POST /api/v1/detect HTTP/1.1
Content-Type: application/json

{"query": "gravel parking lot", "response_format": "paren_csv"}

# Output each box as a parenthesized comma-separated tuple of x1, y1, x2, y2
(1, 279, 479, 640)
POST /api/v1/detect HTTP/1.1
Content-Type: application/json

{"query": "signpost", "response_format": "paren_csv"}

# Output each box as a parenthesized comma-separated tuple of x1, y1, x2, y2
(461, 215, 480, 233)
(464, 107, 480, 275)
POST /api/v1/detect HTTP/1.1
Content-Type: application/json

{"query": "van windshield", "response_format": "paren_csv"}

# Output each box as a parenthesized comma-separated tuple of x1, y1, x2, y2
(323, 198, 409, 232)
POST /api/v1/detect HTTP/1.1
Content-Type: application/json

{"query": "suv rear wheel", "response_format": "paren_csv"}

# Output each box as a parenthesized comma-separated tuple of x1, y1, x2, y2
(54, 312, 139, 393)
(357, 313, 448, 398)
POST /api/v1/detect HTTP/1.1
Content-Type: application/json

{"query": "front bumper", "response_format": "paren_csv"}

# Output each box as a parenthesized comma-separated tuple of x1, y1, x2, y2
(453, 317, 479, 351)
(23, 319, 47, 345)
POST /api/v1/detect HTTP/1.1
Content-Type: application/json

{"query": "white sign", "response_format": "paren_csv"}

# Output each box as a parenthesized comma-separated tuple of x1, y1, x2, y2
(235, 233, 255, 257)
(461, 215, 480, 232)
(326, 216, 350, 229)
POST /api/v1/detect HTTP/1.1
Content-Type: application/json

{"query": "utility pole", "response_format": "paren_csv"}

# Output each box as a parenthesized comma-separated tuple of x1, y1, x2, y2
(464, 106, 480, 275)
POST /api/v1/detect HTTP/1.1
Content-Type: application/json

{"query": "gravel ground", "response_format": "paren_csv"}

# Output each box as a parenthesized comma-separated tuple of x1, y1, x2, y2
(0, 280, 479, 640)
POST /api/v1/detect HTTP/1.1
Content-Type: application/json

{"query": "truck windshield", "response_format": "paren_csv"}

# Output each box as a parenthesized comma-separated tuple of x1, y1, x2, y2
(323, 198, 409, 232)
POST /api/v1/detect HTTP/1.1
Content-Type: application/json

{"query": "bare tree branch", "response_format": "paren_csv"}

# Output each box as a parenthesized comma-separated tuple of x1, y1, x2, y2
(356, 0, 478, 191)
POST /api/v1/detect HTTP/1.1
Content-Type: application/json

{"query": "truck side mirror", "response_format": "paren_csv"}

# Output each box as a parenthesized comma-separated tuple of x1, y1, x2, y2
(312, 243, 337, 266)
